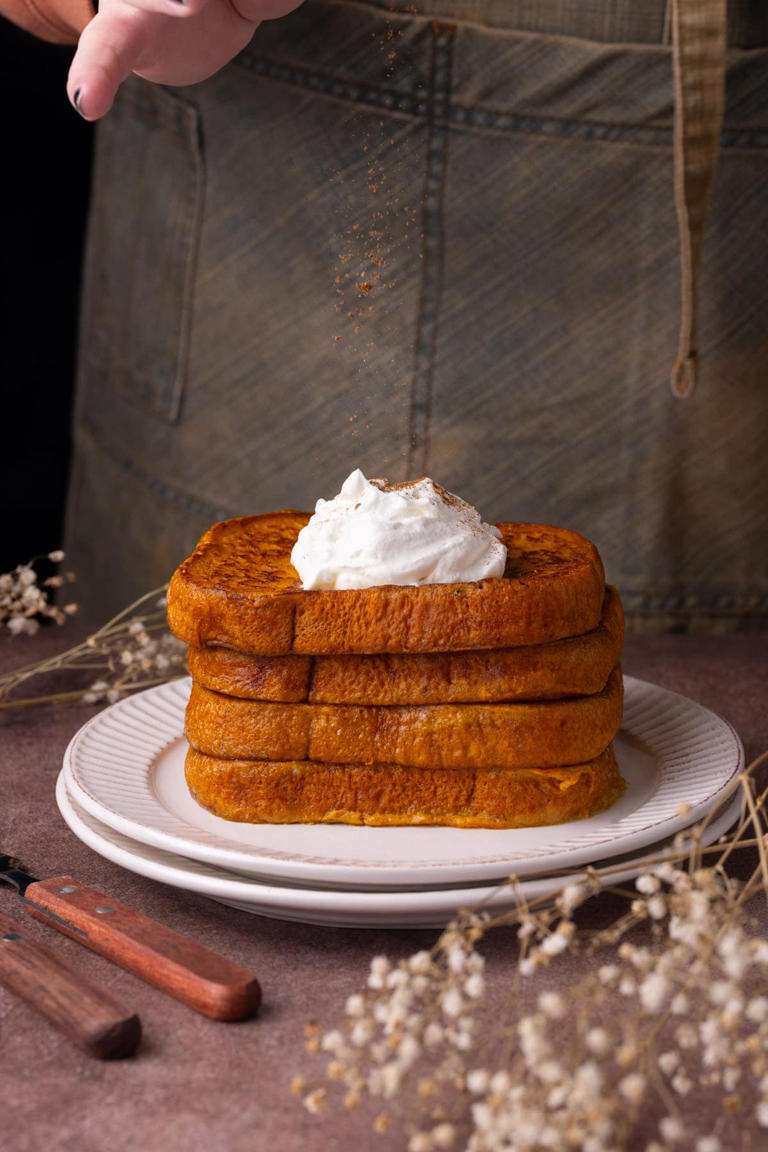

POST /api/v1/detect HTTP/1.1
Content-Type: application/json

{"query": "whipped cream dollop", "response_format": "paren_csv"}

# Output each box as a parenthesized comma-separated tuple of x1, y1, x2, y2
(291, 469, 507, 590)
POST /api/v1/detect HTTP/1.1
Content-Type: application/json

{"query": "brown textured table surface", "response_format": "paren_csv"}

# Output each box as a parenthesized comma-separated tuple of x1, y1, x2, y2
(0, 631, 765, 1152)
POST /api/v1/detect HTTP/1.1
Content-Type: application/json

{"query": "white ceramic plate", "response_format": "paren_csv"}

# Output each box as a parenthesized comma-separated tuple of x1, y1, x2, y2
(62, 676, 744, 889)
(56, 772, 744, 929)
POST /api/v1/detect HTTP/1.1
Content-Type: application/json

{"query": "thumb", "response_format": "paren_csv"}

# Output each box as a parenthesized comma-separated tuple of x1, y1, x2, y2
(230, 0, 302, 21)
(68, 7, 148, 120)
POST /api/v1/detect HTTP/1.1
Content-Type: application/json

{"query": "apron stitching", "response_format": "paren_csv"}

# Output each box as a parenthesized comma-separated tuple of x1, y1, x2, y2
(235, 54, 430, 118)
(407, 21, 454, 476)
(76, 420, 231, 521)
(169, 101, 205, 425)
(450, 104, 673, 145)
(234, 53, 767, 149)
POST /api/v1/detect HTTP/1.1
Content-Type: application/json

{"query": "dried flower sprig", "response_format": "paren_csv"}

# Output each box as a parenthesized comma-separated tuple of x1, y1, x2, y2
(301, 752, 768, 1151)
(0, 586, 186, 710)
(0, 551, 77, 636)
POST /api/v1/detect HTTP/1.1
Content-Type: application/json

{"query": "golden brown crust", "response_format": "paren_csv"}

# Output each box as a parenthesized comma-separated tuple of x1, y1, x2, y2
(185, 667, 623, 770)
(188, 586, 623, 705)
(167, 514, 606, 655)
(184, 744, 626, 827)
(188, 648, 313, 703)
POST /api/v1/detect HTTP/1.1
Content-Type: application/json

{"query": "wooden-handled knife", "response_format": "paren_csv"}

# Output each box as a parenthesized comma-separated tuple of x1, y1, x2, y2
(0, 854, 261, 1021)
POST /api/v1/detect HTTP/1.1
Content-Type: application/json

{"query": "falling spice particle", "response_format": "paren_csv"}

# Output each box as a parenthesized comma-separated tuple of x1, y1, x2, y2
(326, 13, 414, 411)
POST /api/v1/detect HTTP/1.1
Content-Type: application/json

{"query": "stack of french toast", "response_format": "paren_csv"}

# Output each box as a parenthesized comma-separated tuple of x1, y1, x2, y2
(167, 513, 625, 827)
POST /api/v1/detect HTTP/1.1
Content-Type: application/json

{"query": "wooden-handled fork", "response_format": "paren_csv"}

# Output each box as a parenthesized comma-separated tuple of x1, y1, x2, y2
(0, 854, 261, 1022)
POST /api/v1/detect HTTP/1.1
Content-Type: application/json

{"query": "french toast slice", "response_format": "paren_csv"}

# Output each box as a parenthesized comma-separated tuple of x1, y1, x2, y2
(167, 513, 606, 655)
(184, 744, 625, 827)
(187, 585, 623, 705)
(185, 667, 623, 770)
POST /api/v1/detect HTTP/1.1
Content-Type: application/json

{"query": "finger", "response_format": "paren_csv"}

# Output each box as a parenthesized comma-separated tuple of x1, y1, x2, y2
(118, 0, 211, 22)
(68, 8, 147, 120)
(230, 0, 302, 22)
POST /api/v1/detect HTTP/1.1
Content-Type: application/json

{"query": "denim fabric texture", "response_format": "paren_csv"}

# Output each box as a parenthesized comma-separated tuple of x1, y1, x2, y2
(67, 0, 768, 630)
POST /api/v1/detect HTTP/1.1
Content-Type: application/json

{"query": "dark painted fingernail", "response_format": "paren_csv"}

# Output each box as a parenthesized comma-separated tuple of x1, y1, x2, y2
(73, 88, 85, 117)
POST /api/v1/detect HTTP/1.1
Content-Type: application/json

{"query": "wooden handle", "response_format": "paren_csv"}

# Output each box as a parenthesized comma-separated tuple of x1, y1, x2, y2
(23, 877, 261, 1021)
(0, 910, 141, 1058)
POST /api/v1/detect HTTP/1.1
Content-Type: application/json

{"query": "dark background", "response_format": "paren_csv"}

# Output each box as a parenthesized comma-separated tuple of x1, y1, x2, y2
(1, 20, 92, 572)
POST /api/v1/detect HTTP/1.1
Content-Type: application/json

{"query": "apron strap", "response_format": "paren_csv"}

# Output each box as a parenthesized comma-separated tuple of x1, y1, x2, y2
(670, 0, 727, 398)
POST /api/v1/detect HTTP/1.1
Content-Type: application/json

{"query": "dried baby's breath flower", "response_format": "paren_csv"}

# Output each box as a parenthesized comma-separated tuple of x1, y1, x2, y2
(0, 552, 77, 638)
(659, 1115, 686, 1143)
(672, 1071, 693, 1095)
(298, 752, 768, 1150)
(619, 1071, 647, 1105)
(586, 1027, 611, 1056)
(303, 1088, 326, 1114)
(670, 992, 689, 1015)
(431, 1122, 456, 1147)
(556, 881, 589, 914)
(658, 1051, 680, 1076)
(0, 585, 185, 710)
(636, 874, 662, 895)
(408, 1134, 431, 1152)
(639, 973, 671, 1014)
(537, 991, 565, 1020)
(466, 1069, 490, 1094)
(647, 894, 668, 920)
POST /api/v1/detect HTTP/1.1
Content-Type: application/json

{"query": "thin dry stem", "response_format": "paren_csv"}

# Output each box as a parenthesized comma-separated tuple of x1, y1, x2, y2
(0, 585, 185, 710)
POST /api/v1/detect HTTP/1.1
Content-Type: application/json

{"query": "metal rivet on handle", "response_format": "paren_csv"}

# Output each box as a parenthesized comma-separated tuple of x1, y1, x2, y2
(58, 885, 78, 894)
(94, 906, 115, 915)
(2, 933, 21, 941)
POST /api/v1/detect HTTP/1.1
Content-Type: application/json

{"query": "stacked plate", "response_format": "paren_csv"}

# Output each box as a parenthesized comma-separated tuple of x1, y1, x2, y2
(58, 676, 744, 929)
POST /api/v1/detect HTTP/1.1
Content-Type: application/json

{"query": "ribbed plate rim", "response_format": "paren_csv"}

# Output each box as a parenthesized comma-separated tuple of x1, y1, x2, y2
(56, 771, 744, 929)
(62, 675, 744, 888)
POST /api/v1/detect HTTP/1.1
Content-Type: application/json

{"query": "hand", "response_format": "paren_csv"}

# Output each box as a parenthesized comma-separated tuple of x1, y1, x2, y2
(67, 0, 303, 120)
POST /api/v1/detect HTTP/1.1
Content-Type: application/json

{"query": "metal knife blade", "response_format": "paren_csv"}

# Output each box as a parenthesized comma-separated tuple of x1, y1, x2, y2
(0, 853, 261, 1020)
(0, 854, 35, 895)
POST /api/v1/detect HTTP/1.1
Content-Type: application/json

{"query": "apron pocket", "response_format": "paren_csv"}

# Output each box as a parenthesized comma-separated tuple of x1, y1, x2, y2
(80, 80, 203, 424)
